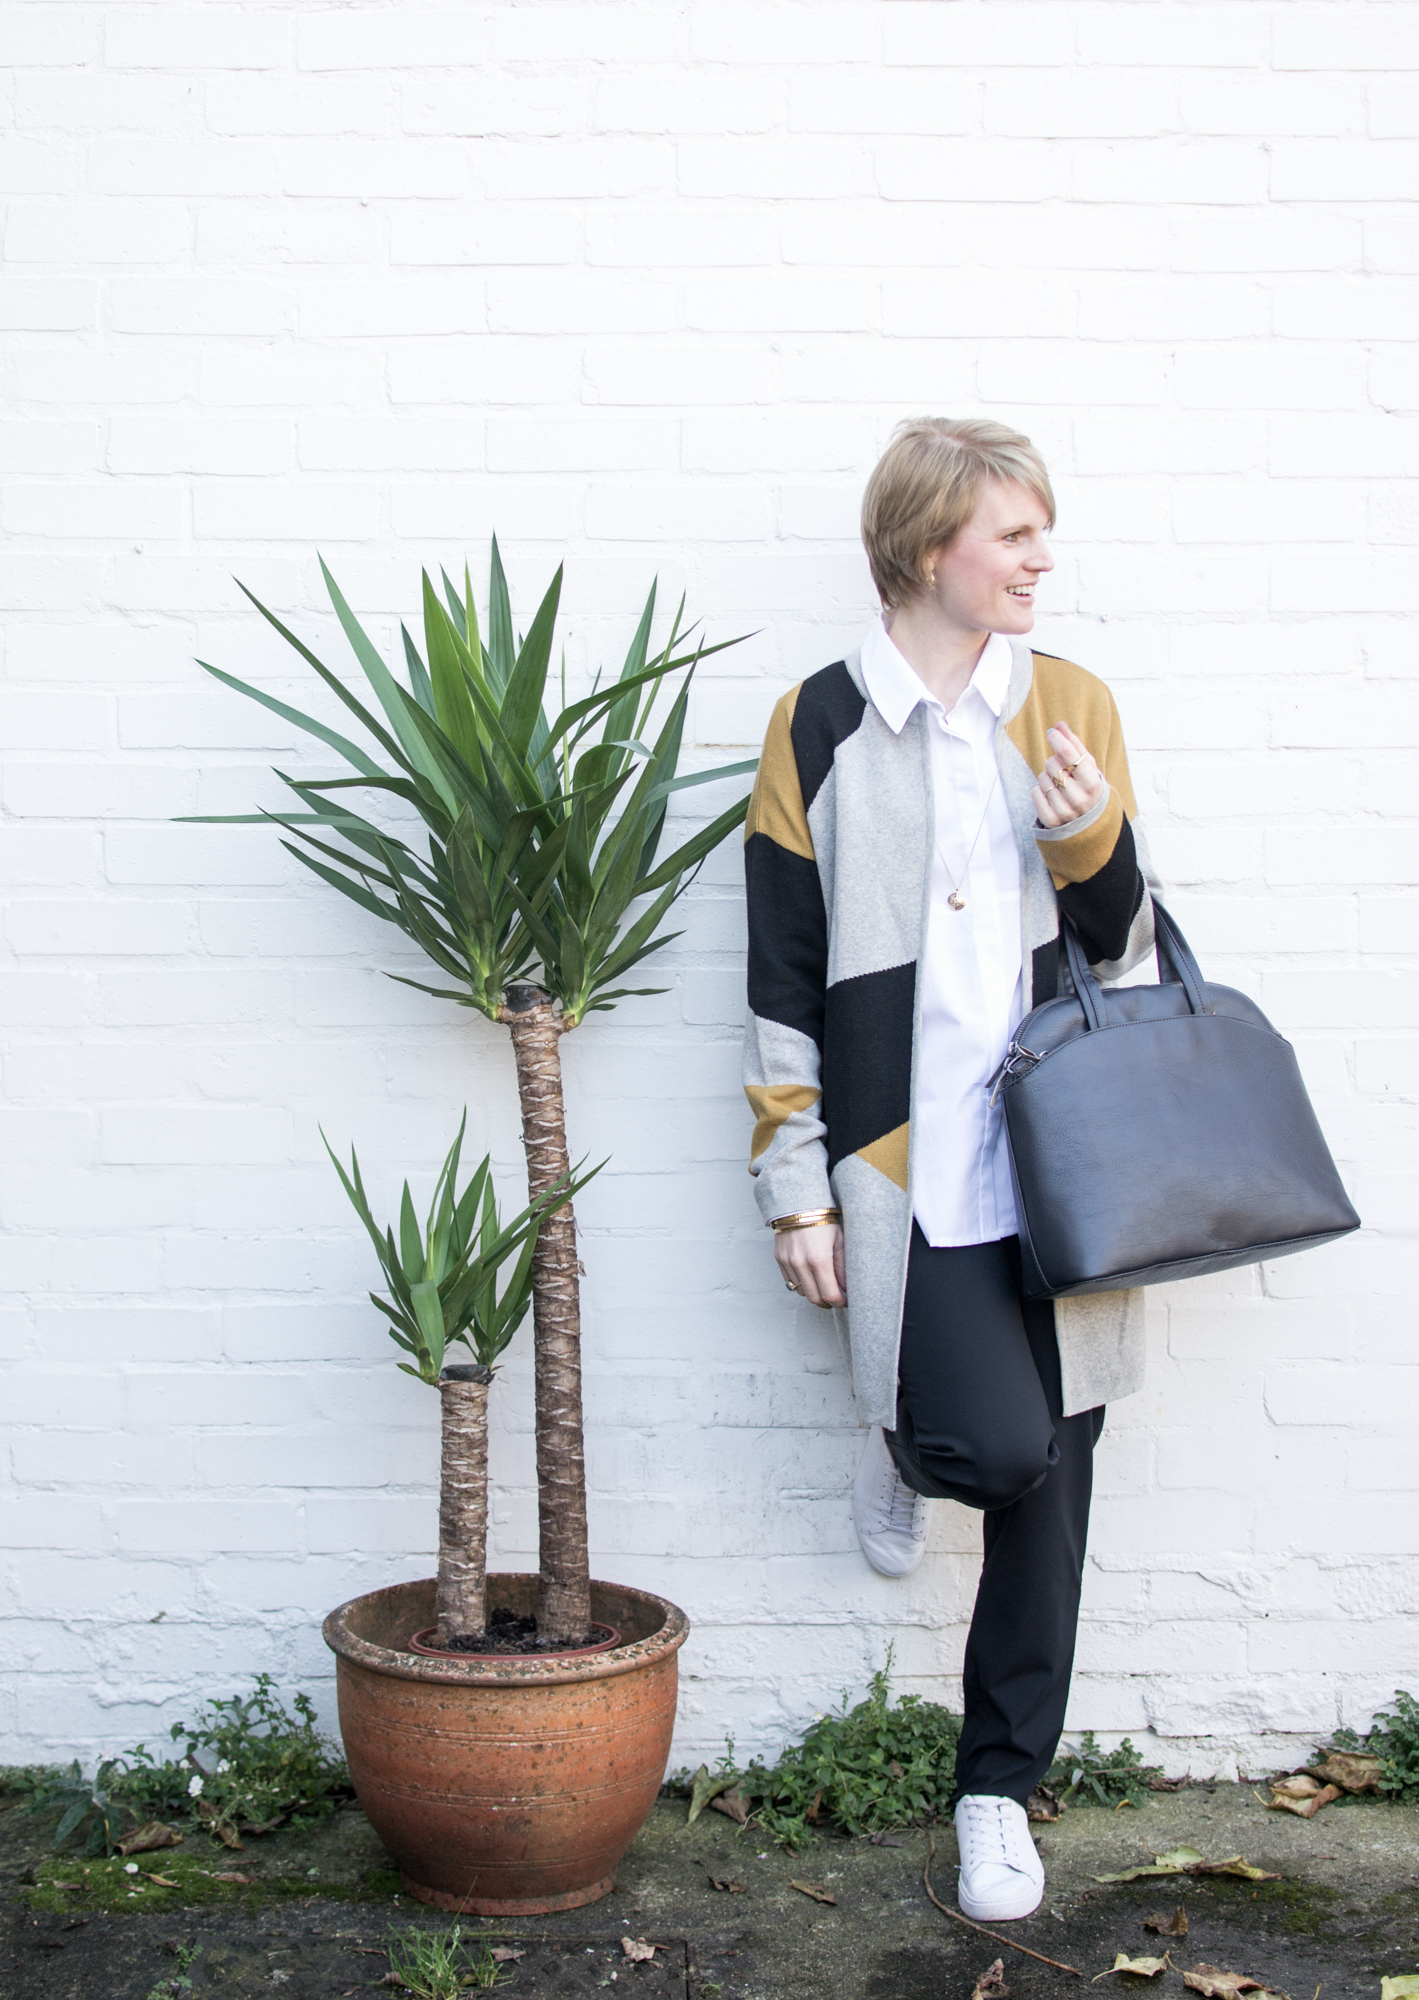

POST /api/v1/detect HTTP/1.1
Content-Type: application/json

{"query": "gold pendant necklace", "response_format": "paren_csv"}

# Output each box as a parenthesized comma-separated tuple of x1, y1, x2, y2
(935, 761, 1001, 914)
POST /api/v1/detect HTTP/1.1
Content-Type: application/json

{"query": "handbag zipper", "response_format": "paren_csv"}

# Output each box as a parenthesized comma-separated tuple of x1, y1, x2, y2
(987, 1037, 1043, 1107)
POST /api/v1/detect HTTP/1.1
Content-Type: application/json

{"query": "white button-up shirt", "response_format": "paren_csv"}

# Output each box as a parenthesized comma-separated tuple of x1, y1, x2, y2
(859, 617, 1023, 1248)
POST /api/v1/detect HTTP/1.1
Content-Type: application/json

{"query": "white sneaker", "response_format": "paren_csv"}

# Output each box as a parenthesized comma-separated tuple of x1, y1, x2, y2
(954, 1794, 1045, 1921)
(851, 1427, 929, 1576)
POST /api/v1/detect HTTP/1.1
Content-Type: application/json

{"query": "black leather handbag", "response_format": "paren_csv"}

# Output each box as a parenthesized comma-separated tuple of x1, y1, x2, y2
(990, 900, 1360, 1300)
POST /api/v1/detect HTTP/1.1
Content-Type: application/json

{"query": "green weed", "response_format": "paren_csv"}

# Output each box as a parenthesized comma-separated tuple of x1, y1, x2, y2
(1046, 1731, 1162, 1808)
(21, 1673, 351, 1854)
(1334, 1687, 1419, 1804)
(386, 1922, 508, 1997)
(144, 1940, 202, 2000)
(706, 1657, 962, 1850)
(21, 1759, 137, 1857)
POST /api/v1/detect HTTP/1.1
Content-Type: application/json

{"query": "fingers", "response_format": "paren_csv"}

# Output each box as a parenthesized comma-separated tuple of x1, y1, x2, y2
(1047, 764, 1092, 814)
(1032, 778, 1069, 827)
(1035, 722, 1105, 826)
(774, 1224, 847, 1309)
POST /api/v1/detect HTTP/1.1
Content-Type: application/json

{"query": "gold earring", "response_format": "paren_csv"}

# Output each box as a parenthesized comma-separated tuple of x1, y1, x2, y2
(927, 569, 936, 588)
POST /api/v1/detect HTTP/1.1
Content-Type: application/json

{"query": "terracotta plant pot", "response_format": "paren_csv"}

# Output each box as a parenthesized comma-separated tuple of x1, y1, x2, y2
(323, 1573, 689, 1916)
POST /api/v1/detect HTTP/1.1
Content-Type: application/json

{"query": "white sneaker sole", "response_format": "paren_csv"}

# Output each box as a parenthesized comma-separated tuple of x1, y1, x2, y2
(957, 1874, 1044, 1922)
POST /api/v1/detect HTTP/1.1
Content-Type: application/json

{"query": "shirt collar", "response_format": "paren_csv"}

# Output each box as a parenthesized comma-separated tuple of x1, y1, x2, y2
(860, 616, 1013, 736)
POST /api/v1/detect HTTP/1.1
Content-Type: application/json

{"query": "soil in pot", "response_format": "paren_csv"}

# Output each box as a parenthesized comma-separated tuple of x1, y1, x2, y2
(407, 1607, 622, 1658)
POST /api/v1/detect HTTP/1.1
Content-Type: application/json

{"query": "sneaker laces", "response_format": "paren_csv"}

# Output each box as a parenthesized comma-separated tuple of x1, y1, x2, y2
(958, 1796, 1021, 1869)
(883, 1465, 924, 1539)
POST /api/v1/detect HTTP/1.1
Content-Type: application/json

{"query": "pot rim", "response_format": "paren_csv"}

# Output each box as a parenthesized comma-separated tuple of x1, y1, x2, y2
(322, 1575, 689, 1689)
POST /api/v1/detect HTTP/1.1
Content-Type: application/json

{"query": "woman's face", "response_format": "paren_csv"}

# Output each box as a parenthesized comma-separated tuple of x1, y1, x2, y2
(922, 478, 1054, 636)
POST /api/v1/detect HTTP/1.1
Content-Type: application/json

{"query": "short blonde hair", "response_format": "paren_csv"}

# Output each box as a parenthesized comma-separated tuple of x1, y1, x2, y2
(861, 417, 1056, 608)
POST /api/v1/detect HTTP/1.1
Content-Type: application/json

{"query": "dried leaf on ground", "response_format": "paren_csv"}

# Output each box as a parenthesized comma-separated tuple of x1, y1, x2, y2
(117, 1822, 183, 1856)
(1094, 1846, 1204, 1882)
(971, 1957, 1009, 2000)
(145, 1875, 181, 1889)
(1144, 1908, 1189, 1937)
(1148, 1775, 1191, 1792)
(686, 1765, 738, 1826)
(789, 1879, 837, 1905)
(707, 1874, 746, 1893)
(1380, 1978, 1419, 2000)
(1093, 1953, 1170, 1981)
(1307, 1750, 1381, 1794)
(1268, 1782, 1340, 1820)
(1095, 1849, 1278, 1886)
(213, 1871, 251, 1885)
(621, 1937, 659, 1962)
(1191, 1857, 1281, 1882)
(1028, 1785, 1065, 1822)
(490, 1947, 525, 1963)
(1269, 1775, 1322, 1800)
(709, 1785, 750, 1825)
(1182, 1966, 1289, 1999)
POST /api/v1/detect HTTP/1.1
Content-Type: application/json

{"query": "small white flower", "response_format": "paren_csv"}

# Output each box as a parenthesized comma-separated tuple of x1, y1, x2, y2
(216, 1760, 230, 1774)
(124, 1862, 139, 1875)
(187, 1774, 204, 1797)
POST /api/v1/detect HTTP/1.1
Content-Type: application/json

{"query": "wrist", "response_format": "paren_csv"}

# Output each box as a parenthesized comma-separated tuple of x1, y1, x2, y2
(769, 1207, 842, 1233)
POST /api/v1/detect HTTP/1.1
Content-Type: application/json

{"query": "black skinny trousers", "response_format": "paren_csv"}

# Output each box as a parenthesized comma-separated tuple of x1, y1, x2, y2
(884, 1227, 1104, 1807)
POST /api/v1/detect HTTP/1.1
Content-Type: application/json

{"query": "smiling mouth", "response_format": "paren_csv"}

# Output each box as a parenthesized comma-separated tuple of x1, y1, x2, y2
(1006, 586, 1033, 598)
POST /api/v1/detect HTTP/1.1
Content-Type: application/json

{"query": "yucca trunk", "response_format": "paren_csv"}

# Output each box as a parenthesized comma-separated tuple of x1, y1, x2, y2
(502, 985, 592, 1642)
(435, 1363, 494, 1645)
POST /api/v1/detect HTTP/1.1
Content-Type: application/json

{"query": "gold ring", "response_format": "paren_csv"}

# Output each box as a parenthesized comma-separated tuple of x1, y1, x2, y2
(784, 1279, 801, 1294)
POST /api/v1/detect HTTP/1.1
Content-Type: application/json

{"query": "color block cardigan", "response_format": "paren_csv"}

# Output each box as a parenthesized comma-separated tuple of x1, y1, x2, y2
(743, 641, 1162, 1427)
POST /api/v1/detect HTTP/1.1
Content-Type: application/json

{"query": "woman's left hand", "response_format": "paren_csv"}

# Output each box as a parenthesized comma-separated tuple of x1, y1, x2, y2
(1032, 722, 1106, 828)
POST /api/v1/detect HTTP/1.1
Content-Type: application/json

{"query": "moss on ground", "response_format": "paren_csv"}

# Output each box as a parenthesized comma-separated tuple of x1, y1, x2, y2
(25, 1850, 401, 1915)
(1185, 1872, 1343, 1940)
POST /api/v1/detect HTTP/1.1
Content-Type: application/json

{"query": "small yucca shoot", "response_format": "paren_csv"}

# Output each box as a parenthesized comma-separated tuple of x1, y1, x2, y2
(325, 1114, 598, 1643)
(324, 1110, 593, 1383)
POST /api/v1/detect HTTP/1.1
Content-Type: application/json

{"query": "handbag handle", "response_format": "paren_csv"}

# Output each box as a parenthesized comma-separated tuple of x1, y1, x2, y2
(1060, 897, 1209, 1027)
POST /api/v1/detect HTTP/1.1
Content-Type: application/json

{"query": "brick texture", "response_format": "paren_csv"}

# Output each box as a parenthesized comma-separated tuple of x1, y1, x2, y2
(0, 0, 1411, 1781)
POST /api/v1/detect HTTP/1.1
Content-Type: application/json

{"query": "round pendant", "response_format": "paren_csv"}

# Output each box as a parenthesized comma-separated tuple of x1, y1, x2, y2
(947, 892, 966, 911)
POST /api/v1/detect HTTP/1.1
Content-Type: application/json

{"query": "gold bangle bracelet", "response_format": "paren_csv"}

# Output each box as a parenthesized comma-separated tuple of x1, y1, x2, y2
(769, 1208, 842, 1233)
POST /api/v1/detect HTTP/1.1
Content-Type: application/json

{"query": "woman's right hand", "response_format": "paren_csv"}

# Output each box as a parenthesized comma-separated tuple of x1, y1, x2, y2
(773, 1221, 847, 1309)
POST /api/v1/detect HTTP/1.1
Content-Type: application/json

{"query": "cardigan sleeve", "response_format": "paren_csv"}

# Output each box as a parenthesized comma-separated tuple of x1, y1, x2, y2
(742, 688, 835, 1224)
(1032, 687, 1160, 975)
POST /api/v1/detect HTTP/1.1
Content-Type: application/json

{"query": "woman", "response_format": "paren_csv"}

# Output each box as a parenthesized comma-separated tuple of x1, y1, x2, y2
(742, 417, 1160, 1923)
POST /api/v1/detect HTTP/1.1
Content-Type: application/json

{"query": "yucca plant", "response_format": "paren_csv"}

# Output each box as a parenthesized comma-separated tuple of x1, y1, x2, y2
(199, 544, 753, 1641)
(324, 1115, 595, 1645)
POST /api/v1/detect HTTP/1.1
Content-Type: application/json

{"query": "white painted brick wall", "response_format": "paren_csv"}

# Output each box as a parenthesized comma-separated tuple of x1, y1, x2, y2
(2, 0, 1415, 1781)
